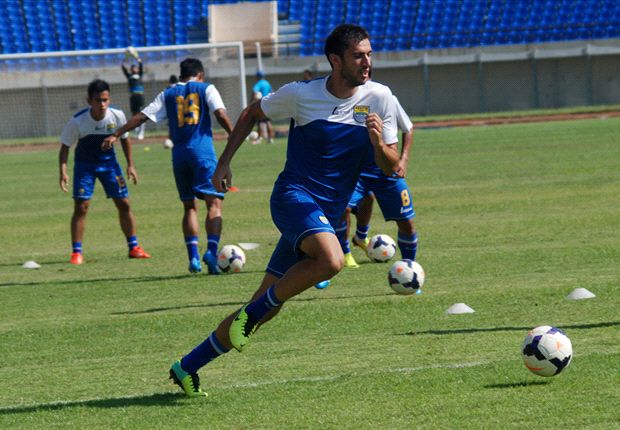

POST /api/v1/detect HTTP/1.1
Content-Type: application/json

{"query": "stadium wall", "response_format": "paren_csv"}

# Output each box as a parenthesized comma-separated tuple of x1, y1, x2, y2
(1, 39, 619, 139)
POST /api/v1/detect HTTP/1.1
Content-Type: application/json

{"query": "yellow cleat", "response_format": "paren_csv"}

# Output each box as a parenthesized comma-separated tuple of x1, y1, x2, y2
(169, 360, 208, 398)
(344, 252, 359, 268)
(352, 236, 370, 257)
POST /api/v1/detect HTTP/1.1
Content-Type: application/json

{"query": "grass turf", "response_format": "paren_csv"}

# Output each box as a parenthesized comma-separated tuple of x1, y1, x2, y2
(0, 117, 618, 429)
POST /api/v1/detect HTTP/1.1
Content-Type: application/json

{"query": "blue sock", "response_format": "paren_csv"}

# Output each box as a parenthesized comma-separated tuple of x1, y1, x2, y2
(207, 234, 220, 256)
(245, 285, 282, 322)
(398, 232, 418, 261)
(356, 225, 370, 240)
(181, 332, 231, 374)
(335, 220, 351, 254)
(72, 242, 82, 254)
(126, 235, 138, 251)
(185, 236, 200, 261)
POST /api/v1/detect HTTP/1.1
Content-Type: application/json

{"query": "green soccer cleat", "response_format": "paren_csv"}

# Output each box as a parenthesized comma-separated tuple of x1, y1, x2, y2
(352, 236, 370, 257)
(229, 304, 259, 352)
(169, 359, 208, 398)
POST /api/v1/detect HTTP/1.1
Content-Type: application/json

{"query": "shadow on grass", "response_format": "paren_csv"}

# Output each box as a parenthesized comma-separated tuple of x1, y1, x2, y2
(0, 392, 187, 415)
(484, 380, 550, 389)
(404, 321, 620, 336)
(0, 273, 208, 288)
(112, 291, 392, 315)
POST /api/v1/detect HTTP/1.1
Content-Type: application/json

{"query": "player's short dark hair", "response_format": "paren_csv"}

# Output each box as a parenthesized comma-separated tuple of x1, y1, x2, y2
(179, 58, 205, 79)
(87, 79, 110, 98)
(324, 24, 370, 68)
(169, 74, 178, 84)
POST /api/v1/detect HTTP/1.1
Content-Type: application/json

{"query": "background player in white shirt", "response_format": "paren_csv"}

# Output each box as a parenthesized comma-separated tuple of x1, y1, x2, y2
(341, 95, 418, 268)
(59, 79, 150, 265)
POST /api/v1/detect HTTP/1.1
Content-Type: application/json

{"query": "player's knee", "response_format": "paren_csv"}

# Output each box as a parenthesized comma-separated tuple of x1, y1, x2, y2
(321, 253, 344, 278)
(398, 219, 416, 235)
(74, 200, 89, 216)
(114, 199, 131, 213)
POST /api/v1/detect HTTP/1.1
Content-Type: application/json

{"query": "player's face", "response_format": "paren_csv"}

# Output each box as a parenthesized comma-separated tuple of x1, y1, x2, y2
(340, 39, 372, 87)
(88, 91, 110, 117)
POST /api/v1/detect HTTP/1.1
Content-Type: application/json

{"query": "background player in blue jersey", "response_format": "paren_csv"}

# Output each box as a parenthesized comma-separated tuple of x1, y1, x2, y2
(167, 24, 401, 397)
(103, 58, 234, 275)
(340, 95, 418, 268)
(59, 79, 151, 265)
(121, 48, 146, 140)
(250, 70, 275, 144)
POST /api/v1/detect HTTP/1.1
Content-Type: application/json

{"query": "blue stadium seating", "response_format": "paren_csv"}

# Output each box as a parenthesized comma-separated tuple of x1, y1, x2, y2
(1, 0, 619, 65)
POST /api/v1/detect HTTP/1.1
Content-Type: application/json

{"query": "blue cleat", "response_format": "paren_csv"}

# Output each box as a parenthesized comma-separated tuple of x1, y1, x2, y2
(202, 250, 221, 275)
(188, 258, 202, 273)
(315, 280, 330, 289)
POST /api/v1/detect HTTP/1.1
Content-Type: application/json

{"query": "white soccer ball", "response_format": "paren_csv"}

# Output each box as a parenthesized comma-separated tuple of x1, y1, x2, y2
(522, 326, 573, 377)
(367, 234, 397, 262)
(248, 131, 259, 141)
(388, 259, 424, 295)
(217, 245, 246, 273)
(163, 138, 174, 149)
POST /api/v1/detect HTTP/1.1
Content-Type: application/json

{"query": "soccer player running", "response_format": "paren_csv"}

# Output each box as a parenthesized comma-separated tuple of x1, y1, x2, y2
(58, 79, 151, 265)
(168, 24, 400, 397)
(339, 95, 418, 268)
(102, 58, 234, 274)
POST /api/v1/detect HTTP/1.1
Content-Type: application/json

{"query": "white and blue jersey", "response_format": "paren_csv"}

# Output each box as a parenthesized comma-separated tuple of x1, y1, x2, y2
(61, 107, 130, 200)
(261, 77, 398, 276)
(348, 96, 416, 221)
(142, 80, 227, 200)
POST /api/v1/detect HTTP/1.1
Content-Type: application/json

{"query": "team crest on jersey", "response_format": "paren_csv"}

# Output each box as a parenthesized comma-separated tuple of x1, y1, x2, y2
(319, 216, 329, 225)
(353, 105, 369, 123)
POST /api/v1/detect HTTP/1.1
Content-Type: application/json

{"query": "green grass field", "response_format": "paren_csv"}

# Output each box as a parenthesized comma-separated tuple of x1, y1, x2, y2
(0, 117, 618, 429)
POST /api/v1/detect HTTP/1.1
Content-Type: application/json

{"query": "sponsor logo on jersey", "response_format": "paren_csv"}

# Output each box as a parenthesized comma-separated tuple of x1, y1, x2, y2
(107, 124, 116, 130)
(319, 216, 329, 225)
(353, 105, 369, 123)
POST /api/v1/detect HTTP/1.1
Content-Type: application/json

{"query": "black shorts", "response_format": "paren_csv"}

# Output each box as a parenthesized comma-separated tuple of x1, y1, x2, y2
(130, 93, 145, 115)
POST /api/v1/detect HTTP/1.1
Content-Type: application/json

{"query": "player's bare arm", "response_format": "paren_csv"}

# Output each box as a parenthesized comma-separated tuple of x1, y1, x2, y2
(214, 108, 234, 136)
(102, 113, 149, 151)
(213, 101, 266, 192)
(58, 144, 70, 192)
(366, 112, 399, 176)
(396, 127, 413, 178)
(119, 137, 138, 184)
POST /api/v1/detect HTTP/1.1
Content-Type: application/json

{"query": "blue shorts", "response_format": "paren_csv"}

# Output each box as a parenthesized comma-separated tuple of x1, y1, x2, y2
(73, 161, 128, 200)
(266, 185, 337, 277)
(348, 176, 415, 221)
(172, 155, 224, 201)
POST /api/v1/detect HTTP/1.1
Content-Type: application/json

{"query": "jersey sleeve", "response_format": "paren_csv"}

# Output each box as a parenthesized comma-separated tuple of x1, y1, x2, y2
(141, 91, 167, 123)
(205, 84, 226, 112)
(393, 96, 413, 133)
(60, 119, 79, 147)
(260, 81, 297, 121)
(379, 89, 399, 145)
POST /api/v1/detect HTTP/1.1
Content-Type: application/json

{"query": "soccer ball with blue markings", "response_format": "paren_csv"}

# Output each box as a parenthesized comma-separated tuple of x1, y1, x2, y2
(522, 326, 572, 377)
(367, 234, 397, 262)
(388, 259, 424, 295)
(217, 245, 246, 273)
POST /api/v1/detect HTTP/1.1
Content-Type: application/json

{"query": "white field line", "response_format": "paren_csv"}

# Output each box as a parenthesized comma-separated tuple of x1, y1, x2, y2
(222, 361, 487, 389)
(0, 361, 487, 411)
